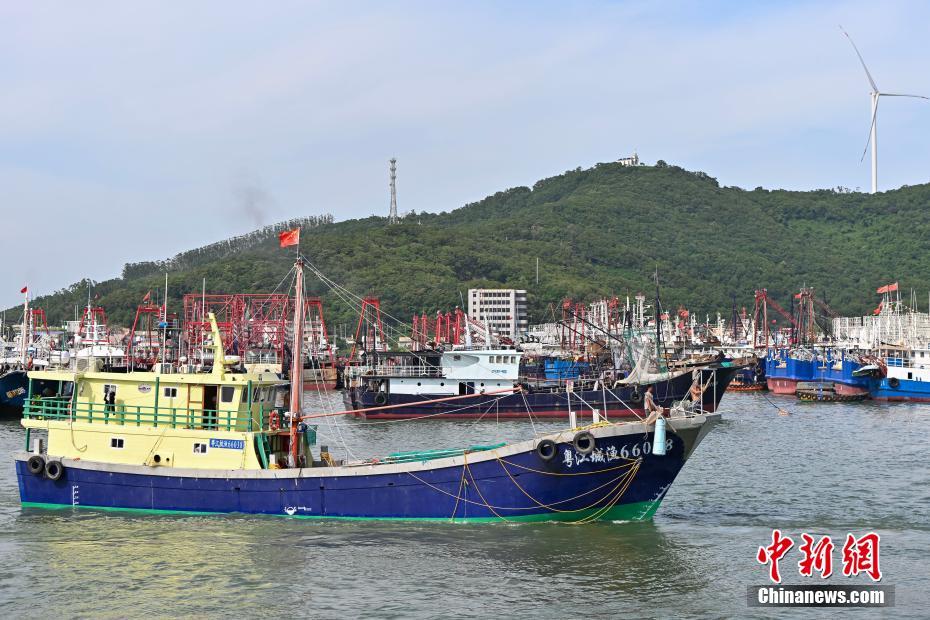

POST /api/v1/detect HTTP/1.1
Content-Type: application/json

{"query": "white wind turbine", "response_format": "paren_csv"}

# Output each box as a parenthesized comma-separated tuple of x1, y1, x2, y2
(841, 26, 929, 194)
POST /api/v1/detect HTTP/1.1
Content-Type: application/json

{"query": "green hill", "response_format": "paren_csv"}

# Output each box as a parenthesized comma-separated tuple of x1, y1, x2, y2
(8, 161, 930, 331)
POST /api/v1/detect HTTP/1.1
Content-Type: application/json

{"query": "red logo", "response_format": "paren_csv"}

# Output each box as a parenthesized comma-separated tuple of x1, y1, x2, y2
(842, 533, 882, 582)
(757, 529, 794, 584)
(798, 534, 834, 579)
(758, 531, 882, 583)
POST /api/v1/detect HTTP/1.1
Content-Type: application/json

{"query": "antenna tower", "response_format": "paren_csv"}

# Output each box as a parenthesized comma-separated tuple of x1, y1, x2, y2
(388, 158, 398, 224)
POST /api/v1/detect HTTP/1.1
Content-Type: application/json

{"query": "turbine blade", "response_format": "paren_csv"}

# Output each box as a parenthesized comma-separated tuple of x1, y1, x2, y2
(840, 25, 878, 91)
(860, 98, 878, 163)
(880, 92, 930, 100)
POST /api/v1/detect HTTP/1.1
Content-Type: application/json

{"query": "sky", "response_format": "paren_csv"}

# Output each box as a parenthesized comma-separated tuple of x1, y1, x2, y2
(2, 0, 930, 309)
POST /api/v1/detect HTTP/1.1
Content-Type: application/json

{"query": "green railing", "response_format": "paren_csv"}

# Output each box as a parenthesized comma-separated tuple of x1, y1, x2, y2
(23, 397, 280, 432)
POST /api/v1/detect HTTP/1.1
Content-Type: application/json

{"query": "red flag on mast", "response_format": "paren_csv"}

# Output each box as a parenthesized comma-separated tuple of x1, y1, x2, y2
(876, 282, 899, 294)
(142, 291, 151, 303)
(20, 286, 27, 294)
(279, 228, 300, 248)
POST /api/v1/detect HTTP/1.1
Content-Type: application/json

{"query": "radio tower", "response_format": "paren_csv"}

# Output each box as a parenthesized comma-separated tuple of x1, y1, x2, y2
(388, 158, 398, 224)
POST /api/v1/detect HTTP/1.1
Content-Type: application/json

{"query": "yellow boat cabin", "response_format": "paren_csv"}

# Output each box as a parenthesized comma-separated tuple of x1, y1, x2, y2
(21, 314, 316, 471)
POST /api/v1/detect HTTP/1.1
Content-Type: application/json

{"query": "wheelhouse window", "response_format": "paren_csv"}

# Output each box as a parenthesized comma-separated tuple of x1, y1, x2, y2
(193, 443, 208, 454)
(220, 386, 236, 404)
(110, 437, 124, 449)
(163, 387, 178, 398)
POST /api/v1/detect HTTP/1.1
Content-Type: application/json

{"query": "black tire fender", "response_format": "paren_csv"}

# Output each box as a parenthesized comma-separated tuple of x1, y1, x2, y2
(535, 439, 558, 462)
(44, 460, 64, 481)
(573, 431, 596, 455)
(889, 377, 900, 389)
(630, 390, 643, 404)
(27, 455, 45, 476)
(374, 392, 388, 406)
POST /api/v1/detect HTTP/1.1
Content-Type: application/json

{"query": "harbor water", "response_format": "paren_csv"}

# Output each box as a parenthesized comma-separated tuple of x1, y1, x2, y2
(0, 392, 927, 618)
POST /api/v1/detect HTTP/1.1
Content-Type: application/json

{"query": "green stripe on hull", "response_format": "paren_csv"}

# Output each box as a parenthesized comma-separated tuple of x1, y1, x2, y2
(21, 499, 664, 523)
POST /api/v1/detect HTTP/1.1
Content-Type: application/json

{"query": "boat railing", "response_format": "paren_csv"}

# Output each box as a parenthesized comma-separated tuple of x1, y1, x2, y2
(23, 397, 279, 432)
(346, 364, 445, 378)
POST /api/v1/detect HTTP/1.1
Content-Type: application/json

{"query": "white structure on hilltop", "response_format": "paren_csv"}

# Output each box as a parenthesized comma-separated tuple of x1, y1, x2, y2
(467, 289, 528, 340)
(618, 152, 640, 167)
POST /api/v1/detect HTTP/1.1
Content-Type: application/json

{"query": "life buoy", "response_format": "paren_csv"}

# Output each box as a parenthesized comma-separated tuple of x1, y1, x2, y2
(630, 390, 643, 404)
(374, 392, 388, 406)
(535, 439, 558, 462)
(888, 377, 900, 389)
(269, 411, 280, 431)
(44, 460, 64, 481)
(27, 455, 45, 475)
(573, 431, 596, 455)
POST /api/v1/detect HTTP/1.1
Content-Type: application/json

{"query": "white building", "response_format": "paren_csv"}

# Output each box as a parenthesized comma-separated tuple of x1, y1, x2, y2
(618, 152, 640, 167)
(468, 289, 528, 339)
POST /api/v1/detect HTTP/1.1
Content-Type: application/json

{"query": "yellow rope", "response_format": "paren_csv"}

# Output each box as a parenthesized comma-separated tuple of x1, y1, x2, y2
(404, 452, 643, 520)
(462, 452, 513, 522)
(495, 454, 638, 476)
(493, 452, 640, 515)
(572, 461, 641, 524)
(448, 457, 469, 522)
(406, 464, 638, 512)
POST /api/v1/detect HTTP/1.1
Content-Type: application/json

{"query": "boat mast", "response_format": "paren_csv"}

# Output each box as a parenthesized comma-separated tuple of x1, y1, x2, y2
(289, 256, 305, 466)
(654, 269, 664, 372)
(21, 288, 29, 367)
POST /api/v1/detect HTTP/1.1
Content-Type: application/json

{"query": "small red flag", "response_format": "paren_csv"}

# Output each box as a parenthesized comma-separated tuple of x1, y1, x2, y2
(279, 228, 300, 248)
(873, 301, 883, 315)
(20, 286, 27, 294)
(876, 282, 899, 294)
(142, 291, 151, 303)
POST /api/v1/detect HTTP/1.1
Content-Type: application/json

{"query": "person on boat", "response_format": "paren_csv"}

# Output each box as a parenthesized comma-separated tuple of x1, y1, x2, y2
(643, 385, 664, 424)
(104, 387, 116, 414)
(689, 379, 704, 412)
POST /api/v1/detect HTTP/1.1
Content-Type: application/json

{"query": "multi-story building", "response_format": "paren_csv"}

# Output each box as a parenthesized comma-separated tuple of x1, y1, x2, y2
(467, 289, 528, 340)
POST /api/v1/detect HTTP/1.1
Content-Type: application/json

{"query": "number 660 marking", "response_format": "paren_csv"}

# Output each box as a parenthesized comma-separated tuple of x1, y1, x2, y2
(620, 438, 673, 458)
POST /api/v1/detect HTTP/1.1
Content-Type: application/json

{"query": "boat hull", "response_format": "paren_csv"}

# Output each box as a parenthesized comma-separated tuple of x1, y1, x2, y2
(0, 371, 56, 418)
(16, 415, 718, 522)
(870, 377, 930, 402)
(766, 378, 801, 395)
(0, 370, 29, 412)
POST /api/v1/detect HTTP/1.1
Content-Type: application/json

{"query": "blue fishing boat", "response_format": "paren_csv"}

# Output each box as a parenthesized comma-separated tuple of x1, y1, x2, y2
(14, 252, 723, 522)
(812, 352, 870, 396)
(765, 349, 815, 395)
(0, 369, 29, 412)
(866, 349, 930, 401)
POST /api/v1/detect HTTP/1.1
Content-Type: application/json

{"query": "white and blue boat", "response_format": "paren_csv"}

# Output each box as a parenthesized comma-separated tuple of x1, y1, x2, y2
(867, 348, 930, 402)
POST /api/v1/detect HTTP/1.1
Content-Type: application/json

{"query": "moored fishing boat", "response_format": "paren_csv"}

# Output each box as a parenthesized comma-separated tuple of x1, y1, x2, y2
(15, 249, 723, 522)
(344, 347, 740, 419)
(765, 349, 815, 395)
(866, 348, 930, 402)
